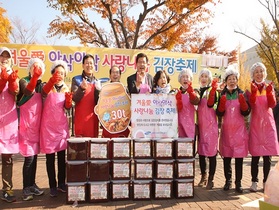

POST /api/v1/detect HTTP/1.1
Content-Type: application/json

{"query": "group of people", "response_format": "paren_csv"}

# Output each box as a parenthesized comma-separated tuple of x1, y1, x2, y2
(0, 46, 278, 205)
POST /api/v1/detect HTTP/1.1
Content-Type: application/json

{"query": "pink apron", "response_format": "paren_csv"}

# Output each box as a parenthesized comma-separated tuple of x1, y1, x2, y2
(249, 90, 279, 156)
(75, 84, 99, 137)
(197, 94, 218, 157)
(219, 97, 248, 158)
(19, 93, 42, 157)
(40, 93, 69, 154)
(178, 93, 196, 138)
(0, 85, 19, 154)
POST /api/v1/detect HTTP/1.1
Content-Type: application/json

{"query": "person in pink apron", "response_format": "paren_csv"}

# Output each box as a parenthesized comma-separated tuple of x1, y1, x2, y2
(40, 60, 72, 197)
(175, 68, 199, 139)
(0, 47, 19, 203)
(216, 64, 250, 193)
(197, 68, 219, 190)
(71, 54, 101, 137)
(247, 62, 279, 192)
(17, 58, 45, 201)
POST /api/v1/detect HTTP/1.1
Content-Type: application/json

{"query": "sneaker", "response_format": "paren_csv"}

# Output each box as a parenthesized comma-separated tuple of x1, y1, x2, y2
(250, 182, 258, 192)
(30, 184, 44, 196)
(1, 190, 16, 203)
(50, 187, 58, 197)
(22, 187, 33, 201)
(57, 184, 67, 193)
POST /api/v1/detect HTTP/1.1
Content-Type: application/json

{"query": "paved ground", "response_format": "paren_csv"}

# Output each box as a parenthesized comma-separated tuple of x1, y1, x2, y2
(1, 153, 277, 210)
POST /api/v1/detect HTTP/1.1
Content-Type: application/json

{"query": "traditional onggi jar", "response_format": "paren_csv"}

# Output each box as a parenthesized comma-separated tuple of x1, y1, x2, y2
(66, 182, 87, 204)
(89, 138, 110, 160)
(112, 159, 131, 180)
(134, 159, 154, 180)
(153, 179, 173, 199)
(111, 180, 131, 200)
(174, 179, 194, 199)
(67, 137, 90, 161)
(173, 138, 194, 159)
(175, 159, 195, 179)
(66, 161, 88, 182)
(111, 138, 131, 159)
(88, 181, 110, 203)
(133, 138, 153, 159)
(153, 138, 173, 159)
(154, 159, 174, 180)
(94, 82, 131, 135)
(88, 160, 110, 181)
(132, 180, 153, 200)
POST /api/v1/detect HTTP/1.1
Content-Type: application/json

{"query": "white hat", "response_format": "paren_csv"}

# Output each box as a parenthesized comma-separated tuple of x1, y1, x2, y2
(27, 58, 45, 75)
(0, 47, 12, 58)
(223, 63, 239, 81)
(50, 60, 68, 76)
(199, 68, 212, 84)
(250, 62, 267, 80)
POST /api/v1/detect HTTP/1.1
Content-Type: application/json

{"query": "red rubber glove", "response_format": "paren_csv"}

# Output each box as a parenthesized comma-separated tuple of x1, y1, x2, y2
(266, 82, 276, 108)
(186, 82, 197, 101)
(8, 69, 19, 93)
(218, 95, 226, 112)
(0, 68, 9, 93)
(65, 92, 73, 109)
(176, 90, 183, 112)
(250, 83, 258, 105)
(43, 71, 62, 94)
(207, 79, 218, 107)
(238, 93, 248, 111)
(26, 66, 42, 92)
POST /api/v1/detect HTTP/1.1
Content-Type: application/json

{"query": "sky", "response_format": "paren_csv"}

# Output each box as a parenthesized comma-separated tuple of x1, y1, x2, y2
(0, 0, 272, 52)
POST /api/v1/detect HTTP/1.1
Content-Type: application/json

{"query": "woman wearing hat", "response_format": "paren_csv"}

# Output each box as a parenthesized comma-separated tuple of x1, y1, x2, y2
(40, 60, 72, 197)
(0, 47, 19, 203)
(18, 58, 46, 201)
(248, 62, 279, 192)
(216, 64, 250, 193)
(196, 68, 219, 190)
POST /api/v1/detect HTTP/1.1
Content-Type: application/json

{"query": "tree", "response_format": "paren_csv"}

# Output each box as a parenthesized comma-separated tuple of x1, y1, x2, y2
(0, 6, 12, 43)
(235, 0, 279, 87)
(47, 0, 221, 51)
(10, 17, 40, 44)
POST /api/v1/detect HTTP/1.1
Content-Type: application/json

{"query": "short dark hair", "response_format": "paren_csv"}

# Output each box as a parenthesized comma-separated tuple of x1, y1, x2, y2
(153, 70, 170, 89)
(109, 65, 121, 75)
(82, 54, 95, 64)
(136, 53, 148, 64)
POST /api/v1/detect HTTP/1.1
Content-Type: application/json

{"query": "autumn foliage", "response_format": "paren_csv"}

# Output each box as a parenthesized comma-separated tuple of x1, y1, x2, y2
(0, 7, 12, 43)
(47, 0, 222, 52)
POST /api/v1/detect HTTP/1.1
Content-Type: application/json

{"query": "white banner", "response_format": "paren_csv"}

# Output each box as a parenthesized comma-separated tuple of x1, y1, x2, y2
(131, 94, 178, 138)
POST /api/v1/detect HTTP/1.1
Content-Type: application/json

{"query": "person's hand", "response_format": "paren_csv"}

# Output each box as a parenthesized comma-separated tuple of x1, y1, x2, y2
(251, 83, 258, 94)
(32, 66, 43, 79)
(186, 82, 193, 94)
(8, 69, 18, 82)
(266, 82, 273, 94)
(175, 90, 183, 111)
(95, 80, 101, 91)
(211, 79, 218, 92)
(49, 71, 62, 84)
(238, 93, 248, 111)
(218, 95, 226, 112)
(80, 78, 88, 90)
(0, 68, 9, 81)
(65, 92, 73, 109)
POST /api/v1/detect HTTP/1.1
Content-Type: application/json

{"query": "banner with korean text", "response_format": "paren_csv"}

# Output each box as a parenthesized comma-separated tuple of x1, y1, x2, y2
(131, 94, 178, 138)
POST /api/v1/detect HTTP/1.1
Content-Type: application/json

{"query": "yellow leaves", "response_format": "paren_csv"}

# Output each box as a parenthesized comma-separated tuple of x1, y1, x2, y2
(0, 7, 11, 43)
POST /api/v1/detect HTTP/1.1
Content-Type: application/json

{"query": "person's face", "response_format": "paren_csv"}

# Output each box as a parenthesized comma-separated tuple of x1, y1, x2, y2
(200, 73, 210, 87)
(82, 57, 95, 76)
(179, 73, 191, 89)
(110, 66, 121, 82)
(0, 51, 11, 69)
(53, 66, 65, 85)
(136, 57, 148, 75)
(253, 66, 265, 83)
(157, 72, 168, 88)
(225, 74, 238, 89)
